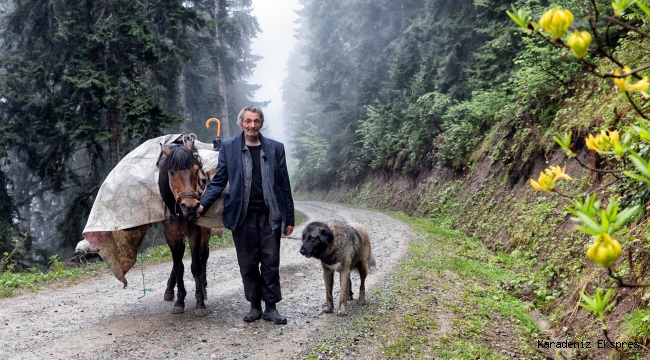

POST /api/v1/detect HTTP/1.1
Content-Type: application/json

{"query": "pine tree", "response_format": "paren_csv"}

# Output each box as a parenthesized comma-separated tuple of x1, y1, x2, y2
(177, 0, 260, 139)
(0, 0, 202, 251)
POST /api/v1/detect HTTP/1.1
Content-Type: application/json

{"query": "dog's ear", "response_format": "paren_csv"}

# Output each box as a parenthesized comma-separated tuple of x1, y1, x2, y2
(319, 227, 334, 245)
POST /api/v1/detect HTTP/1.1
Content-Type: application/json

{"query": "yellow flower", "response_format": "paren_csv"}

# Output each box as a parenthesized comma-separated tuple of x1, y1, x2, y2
(530, 165, 572, 192)
(613, 66, 649, 99)
(585, 130, 619, 153)
(550, 165, 572, 181)
(539, 8, 574, 40)
(567, 30, 592, 58)
(586, 233, 622, 268)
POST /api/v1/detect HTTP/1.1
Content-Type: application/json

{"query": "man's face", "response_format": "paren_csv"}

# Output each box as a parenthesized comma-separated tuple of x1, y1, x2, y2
(240, 110, 262, 138)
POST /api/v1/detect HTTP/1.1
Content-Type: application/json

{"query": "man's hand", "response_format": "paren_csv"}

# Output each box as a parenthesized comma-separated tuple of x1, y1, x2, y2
(283, 226, 294, 237)
(197, 204, 204, 214)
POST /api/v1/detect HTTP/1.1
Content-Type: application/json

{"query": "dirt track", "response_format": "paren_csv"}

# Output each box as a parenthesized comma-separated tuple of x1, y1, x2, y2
(0, 201, 416, 360)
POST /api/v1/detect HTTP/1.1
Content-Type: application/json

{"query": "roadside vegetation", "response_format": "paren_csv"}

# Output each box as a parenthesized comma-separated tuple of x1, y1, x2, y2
(300, 211, 545, 359)
(0, 232, 232, 299)
(0, 210, 309, 299)
(298, 162, 650, 358)
(291, 0, 650, 358)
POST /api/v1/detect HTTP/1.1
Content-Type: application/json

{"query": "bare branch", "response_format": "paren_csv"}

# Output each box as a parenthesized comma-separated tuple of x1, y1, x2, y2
(603, 15, 650, 41)
(572, 156, 625, 174)
(601, 63, 650, 78)
(625, 92, 649, 120)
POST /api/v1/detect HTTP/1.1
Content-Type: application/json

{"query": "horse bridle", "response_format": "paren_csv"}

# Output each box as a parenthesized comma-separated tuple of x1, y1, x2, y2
(168, 177, 199, 202)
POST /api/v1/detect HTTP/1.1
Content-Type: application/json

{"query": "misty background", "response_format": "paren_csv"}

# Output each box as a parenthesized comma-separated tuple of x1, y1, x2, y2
(249, 0, 300, 164)
(0, 0, 579, 271)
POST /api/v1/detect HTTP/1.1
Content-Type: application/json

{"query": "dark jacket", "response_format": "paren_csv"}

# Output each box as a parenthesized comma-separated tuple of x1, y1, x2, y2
(200, 132, 295, 232)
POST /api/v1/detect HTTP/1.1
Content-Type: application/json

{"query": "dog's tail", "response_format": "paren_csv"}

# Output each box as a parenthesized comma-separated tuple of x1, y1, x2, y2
(369, 251, 377, 270)
(354, 224, 377, 271)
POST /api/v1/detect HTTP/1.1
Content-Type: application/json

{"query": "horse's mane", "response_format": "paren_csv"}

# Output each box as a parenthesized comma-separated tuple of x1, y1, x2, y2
(158, 145, 200, 215)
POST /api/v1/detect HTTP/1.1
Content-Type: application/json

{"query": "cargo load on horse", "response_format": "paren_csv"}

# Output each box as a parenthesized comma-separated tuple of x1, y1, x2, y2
(82, 133, 227, 287)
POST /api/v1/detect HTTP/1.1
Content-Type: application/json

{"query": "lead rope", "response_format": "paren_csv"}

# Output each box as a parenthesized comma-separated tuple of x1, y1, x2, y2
(137, 235, 154, 300)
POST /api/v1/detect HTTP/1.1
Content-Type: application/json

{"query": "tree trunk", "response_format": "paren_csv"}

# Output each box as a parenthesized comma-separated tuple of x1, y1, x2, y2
(107, 86, 122, 169)
(215, 0, 230, 137)
(102, 0, 122, 169)
(106, 46, 122, 169)
(178, 65, 188, 133)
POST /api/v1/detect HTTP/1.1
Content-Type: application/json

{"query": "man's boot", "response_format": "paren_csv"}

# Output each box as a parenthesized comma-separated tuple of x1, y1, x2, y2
(262, 302, 287, 324)
(243, 302, 262, 322)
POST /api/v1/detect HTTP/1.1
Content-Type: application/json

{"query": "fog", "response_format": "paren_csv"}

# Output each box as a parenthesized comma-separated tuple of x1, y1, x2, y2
(0, 0, 305, 266)
(248, 0, 301, 166)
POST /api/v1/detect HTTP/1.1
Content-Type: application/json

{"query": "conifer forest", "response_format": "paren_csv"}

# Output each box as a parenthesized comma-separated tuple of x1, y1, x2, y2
(3, 0, 650, 357)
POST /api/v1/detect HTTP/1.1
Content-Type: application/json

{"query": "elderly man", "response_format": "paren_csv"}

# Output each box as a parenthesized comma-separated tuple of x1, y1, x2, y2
(198, 105, 294, 324)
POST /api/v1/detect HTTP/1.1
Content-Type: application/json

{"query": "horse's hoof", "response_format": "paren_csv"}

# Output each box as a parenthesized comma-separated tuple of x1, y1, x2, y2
(195, 308, 209, 317)
(171, 306, 184, 314)
(164, 292, 175, 301)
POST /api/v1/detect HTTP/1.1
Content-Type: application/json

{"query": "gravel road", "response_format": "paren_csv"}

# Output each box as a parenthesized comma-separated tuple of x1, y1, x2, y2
(0, 201, 416, 359)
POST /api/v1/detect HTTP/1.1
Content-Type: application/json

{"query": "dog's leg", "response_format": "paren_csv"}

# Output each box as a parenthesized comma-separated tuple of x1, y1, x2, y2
(347, 275, 353, 300)
(338, 269, 351, 316)
(322, 264, 334, 313)
(358, 264, 368, 306)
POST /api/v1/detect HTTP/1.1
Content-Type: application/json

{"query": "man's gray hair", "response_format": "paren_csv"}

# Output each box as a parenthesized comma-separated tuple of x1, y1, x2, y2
(237, 105, 265, 126)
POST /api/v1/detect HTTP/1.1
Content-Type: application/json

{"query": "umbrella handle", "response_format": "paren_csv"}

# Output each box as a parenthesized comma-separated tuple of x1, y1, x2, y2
(205, 118, 221, 138)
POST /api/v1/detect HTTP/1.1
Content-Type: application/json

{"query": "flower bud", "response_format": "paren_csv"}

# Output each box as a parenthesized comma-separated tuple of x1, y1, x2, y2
(567, 30, 592, 58)
(586, 234, 622, 268)
(539, 8, 574, 40)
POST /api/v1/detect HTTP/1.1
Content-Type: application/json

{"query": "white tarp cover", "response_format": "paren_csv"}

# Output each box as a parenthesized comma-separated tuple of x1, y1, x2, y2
(82, 134, 226, 285)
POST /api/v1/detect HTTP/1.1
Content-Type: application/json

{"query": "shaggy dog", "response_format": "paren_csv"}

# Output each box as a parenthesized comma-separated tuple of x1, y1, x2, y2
(74, 239, 103, 261)
(300, 221, 375, 315)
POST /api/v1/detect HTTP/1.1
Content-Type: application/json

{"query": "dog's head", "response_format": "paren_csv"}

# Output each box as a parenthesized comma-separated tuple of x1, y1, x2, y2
(300, 222, 334, 259)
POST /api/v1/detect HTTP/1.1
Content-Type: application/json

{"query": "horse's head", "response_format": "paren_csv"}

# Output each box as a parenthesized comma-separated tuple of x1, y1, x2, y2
(158, 142, 201, 221)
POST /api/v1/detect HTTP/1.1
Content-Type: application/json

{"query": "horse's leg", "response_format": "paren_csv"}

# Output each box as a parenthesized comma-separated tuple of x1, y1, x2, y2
(164, 268, 176, 301)
(200, 227, 210, 300)
(164, 219, 187, 314)
(189, 224, 208, 317)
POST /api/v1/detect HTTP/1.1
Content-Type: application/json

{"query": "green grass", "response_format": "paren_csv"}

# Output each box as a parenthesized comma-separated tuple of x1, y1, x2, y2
(0, 231, 235, 298)
(299, 211, 542, 359)
(623, 307, 650, 343)
(0, 210, 308, 299)
(0, 255, 106, 298)
(295, 209, 308, 227)
(138, 230, 234, 263)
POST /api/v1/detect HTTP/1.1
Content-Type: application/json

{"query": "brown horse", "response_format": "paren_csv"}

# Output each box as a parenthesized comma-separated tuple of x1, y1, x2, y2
(158, 139, 211, 317)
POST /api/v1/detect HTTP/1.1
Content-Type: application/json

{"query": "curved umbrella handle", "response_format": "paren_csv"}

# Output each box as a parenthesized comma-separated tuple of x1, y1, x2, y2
(205, 118, 221, 138)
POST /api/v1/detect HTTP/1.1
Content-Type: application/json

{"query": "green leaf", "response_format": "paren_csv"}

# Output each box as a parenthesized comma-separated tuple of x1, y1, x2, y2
(632, 125, 650, 141)
(623, 171, 650, 185)
(579, 288, 616, 321)
(611, 205, 640, 232)
(612, 0, 637, 16)
(575, 211, 604, 234)
(602, 288, 614, 306)
(628, 151, 650, 177)
(601, 209, 611, 233)
(579, 292, 597, 309)
(636, 1, 650, 16)
(506, 5, 531, 29)
(575, 225, 602, 236)
(554, 132, 576, 157)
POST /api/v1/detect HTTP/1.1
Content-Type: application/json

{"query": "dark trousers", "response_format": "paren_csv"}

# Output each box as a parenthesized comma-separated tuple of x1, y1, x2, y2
(232, 211, 282, 304)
